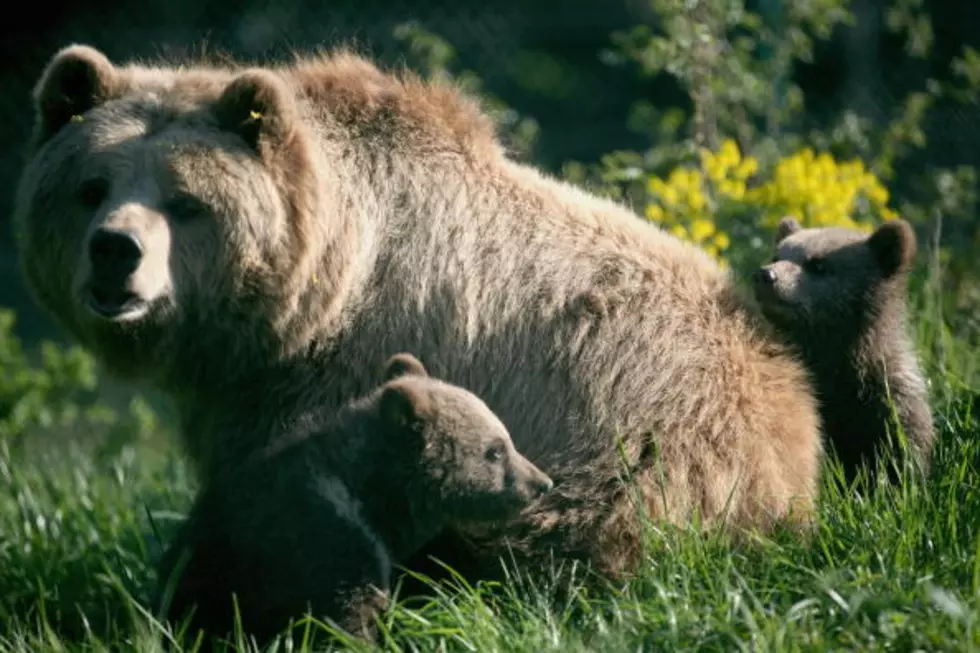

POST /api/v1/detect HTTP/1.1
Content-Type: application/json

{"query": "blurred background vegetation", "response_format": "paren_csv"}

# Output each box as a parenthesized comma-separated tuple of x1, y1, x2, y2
(0, 0, 978, 460)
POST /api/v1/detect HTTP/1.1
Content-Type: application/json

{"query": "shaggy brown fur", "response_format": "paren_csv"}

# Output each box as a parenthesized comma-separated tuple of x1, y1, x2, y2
(15, 44, 822, 584)
(154, 352, 553, 649)
(753, 216, 935, 483)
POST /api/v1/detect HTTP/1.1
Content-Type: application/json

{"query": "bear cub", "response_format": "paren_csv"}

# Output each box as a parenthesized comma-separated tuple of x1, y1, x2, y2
(154, 353, 553, 649)
(752, 216, 935, 484)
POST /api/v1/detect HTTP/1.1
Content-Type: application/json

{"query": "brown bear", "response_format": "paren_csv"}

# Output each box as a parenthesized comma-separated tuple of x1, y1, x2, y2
(153, 352, 553, 649)
(752, 216, 935, 484)
(14, 43, 822, 585)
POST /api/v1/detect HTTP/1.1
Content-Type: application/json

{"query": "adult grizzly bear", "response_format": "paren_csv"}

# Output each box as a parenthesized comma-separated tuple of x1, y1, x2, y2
(14, 43, 822, 583)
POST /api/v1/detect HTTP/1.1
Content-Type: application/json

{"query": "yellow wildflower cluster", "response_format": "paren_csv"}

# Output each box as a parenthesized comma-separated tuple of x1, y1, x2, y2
(745, 147, 899, 232)
(644, 142, 748, 261)
(642, 138, 899, 264)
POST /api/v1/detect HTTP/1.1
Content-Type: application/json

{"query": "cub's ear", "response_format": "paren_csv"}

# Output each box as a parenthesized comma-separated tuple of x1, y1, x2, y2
(867, 219, 917, 278)
(213, 69, 298, 153)
(383, 353, 429, 381)
(775, 216, 802, 244)
(33, 45, 120, 146)
(379, 381, 431, 430)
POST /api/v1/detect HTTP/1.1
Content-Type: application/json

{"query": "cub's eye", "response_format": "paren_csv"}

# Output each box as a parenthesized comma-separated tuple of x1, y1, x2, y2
(485, 443, 505, 462)
(164, 194, 210, 222)
(804, 258, 828, 275)
(77, 178, 109, 210)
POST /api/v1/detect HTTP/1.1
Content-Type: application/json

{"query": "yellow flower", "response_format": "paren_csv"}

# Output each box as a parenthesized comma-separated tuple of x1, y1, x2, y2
(645, 204, 666, 222)
(706, 159, 727, 183)
(789, 156, 806, 181)
(690, 218, 715, 242)
(659, 186, 680, 205)
(814, 152, 835, 174)
(733, 157, 759, 180)
(640, 146, 896, 267)
(718, 138, 742, 168)
(865, 184, 889, 207)
(688, 191, 707, 211)
(698, 147, 715, 167)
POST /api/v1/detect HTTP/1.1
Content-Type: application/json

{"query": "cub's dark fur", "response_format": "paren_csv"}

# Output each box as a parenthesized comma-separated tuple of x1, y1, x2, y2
(752, 217, 935, 483)
(154, 353, 553, 649)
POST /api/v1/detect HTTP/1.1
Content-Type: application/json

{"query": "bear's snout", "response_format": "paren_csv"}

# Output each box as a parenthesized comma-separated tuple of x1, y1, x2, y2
(531, 472, 554, 498)
(90, 227, 144, 280)
(86, 227, 148, 319)
(752, 266, 776, 287)
(514, 456, 553, 501)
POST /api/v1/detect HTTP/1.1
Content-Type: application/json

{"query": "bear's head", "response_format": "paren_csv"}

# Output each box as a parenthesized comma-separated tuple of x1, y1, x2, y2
(751, 216, 917, 332)
(371, 353, 554, 524)
(13, 45, 338, 385)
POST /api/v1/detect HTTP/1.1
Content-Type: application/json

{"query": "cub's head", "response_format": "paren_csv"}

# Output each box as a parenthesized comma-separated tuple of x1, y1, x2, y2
(752, 216, 917, 332)
(13, 45, 328, 383)
(372, 353, 553, 523)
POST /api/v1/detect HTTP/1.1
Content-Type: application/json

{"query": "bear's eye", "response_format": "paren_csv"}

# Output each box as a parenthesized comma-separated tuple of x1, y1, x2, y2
(485, 443, 505, 463)
(163, 194, 210, 222)
(77, 178, 109, 210)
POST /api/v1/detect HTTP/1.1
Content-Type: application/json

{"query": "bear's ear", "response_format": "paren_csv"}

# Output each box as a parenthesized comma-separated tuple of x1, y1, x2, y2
(212, 69, 298, 154)
(867, 219, 917, 278)
(33, 45, 120, 146)
(383, 353, 429, 381)
(775, 216, 802, 244)
(379, 381, 431, 430)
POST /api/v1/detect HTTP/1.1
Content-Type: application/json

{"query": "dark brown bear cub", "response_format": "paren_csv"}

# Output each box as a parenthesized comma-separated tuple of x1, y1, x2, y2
(752, 216, 935, 484)
(154, 353, 553, 649)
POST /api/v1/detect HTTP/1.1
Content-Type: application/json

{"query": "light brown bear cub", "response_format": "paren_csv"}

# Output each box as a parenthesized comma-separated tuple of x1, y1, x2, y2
(154, 352, 553, 648)
(752, 216, 935, 483)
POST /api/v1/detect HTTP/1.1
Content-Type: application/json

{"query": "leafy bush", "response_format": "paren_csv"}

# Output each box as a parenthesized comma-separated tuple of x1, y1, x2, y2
(0, 309, 160, 463)
(565, 0, 979, 288)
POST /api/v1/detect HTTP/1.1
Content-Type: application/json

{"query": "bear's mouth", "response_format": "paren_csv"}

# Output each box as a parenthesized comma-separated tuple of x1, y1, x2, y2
(86, 286, 149, 321)
(752, 285, 794, 313)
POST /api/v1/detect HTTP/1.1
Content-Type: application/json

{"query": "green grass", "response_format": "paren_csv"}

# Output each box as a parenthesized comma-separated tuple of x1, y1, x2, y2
(1, 305, 979, 652)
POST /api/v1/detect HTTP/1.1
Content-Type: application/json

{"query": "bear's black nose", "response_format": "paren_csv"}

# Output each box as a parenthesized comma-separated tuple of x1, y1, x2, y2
(752, 267, 775, 286)
(533, 474, 554, 497)
(89, 228, 144, 280)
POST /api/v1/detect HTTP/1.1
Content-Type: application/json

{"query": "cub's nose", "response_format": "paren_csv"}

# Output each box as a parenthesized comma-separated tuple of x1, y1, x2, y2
(89, 228, 144, 280)
(534, 475, 554, 497)
(752, 266, 776, 286)
(530, 471, 554, 498)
